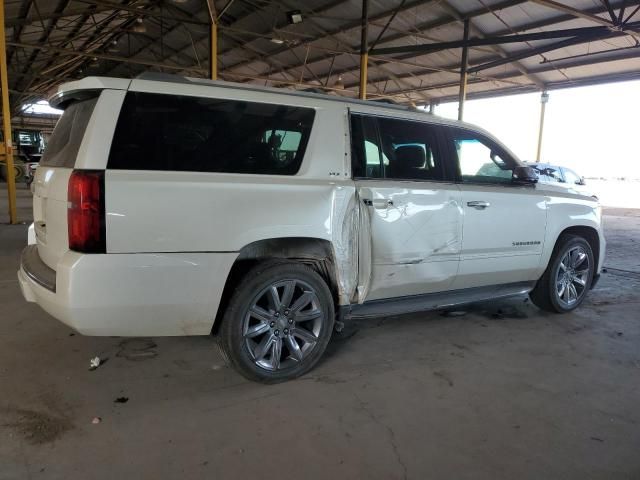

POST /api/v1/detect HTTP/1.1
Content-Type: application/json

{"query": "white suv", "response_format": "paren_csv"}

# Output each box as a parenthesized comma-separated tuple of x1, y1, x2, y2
(18, 74, 605, 382)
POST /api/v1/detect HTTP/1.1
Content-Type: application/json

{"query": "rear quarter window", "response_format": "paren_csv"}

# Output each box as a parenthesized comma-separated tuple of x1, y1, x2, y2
(40, 97, 98, 168)
(107, 92, 315, 175)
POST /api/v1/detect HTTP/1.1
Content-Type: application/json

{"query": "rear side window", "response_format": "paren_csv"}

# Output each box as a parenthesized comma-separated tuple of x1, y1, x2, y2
(40, 97, 98, 168)
(108, 92, 315, 175)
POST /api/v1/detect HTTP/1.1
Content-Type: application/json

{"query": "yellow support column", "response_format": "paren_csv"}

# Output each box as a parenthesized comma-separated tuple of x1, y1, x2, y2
(206, 0, 217, 81)
(0, 0, 17, 224)
(210, 20, 217, 80)
(359, 0, 368, 100)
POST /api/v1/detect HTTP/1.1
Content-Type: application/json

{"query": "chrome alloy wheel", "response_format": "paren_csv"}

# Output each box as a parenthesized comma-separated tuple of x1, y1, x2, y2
(242, 279, 324, 371)
(555, 245, 590, 307)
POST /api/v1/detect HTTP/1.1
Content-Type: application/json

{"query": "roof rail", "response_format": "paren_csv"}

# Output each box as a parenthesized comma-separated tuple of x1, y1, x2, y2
(133, 72, 428, 114)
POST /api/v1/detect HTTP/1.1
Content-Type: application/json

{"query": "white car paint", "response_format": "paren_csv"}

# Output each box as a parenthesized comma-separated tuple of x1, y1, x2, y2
(18, 75, 606, 336)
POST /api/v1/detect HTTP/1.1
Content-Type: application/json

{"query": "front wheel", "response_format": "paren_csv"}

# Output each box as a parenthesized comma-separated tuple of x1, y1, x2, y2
(530, 234, 595, 313)
(219, 261, 335, 383)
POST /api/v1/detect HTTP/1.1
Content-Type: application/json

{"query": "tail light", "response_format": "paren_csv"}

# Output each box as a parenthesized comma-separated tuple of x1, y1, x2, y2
(67, 170, 105, 253)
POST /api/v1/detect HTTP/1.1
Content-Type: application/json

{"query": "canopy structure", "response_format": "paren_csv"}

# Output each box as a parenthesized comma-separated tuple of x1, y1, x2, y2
(1, 0, 639, 108)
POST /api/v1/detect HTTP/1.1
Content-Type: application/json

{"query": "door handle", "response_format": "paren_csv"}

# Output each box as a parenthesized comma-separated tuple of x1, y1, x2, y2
(467, 201, 491, 210)
(363, 198, 393, 209)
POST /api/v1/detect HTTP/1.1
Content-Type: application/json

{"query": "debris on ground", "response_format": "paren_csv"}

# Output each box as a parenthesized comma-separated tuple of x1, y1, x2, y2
(114, 397, 129, 404)
(91, 417, 101, 424)
(89, 357, 102, 371)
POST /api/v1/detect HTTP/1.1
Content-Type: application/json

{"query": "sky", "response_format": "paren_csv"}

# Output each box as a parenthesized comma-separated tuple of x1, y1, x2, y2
(434, 80, 640, 179)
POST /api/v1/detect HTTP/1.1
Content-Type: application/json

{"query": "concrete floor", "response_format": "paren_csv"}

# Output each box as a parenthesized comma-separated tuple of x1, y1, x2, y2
(1, 183, 640, 480)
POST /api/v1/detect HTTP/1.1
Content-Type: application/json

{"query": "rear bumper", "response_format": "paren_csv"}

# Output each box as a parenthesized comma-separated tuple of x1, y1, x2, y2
(18, 247, 237, 336)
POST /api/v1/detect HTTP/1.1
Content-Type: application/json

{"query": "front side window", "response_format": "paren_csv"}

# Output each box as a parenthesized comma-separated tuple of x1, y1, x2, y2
(108, 92, 315, 175)
(351, 114, 446, 181)
(450, 129, 518, 185)
(378, 117, 445, 181)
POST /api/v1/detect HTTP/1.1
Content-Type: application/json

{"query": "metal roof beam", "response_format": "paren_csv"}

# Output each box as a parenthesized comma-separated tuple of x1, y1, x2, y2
(225, 0, 526, 86)
(74, 0, 209, 26)
(370, 24, 619, 56)
(468, 21, 640, 73)
(530, 0, 640, 40)
(297, 0, 639, 94)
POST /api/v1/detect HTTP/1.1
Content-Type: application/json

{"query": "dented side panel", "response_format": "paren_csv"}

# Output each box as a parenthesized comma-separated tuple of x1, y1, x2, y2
(356, 180, 463, 301)
(329, 186, 359, 305)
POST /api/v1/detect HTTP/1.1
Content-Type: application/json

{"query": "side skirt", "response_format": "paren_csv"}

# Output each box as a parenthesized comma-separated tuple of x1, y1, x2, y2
(340, 281, 535, 320)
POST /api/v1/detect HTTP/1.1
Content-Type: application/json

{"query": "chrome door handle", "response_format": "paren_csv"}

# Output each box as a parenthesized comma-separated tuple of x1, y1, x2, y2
(467, 201, 491, 210)
(363, 198, 393, 209)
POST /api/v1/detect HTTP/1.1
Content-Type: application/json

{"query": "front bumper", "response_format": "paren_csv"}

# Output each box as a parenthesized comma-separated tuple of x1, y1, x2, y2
(18, 246, 237, 336)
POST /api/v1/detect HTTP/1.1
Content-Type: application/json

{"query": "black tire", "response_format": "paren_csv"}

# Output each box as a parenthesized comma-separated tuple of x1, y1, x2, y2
(530, 234, 595, 313)
(219, 261, 335, 383)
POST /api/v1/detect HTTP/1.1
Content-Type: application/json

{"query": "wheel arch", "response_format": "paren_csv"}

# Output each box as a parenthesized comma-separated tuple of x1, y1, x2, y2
(211, 237, 339, 334)
(556, 225, 600, 275)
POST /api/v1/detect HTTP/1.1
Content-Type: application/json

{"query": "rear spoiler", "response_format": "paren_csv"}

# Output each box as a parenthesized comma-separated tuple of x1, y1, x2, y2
(49, 77, 131, 109)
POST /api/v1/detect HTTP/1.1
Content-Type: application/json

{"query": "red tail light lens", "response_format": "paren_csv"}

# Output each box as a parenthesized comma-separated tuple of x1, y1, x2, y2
(67, 170, 105, 253)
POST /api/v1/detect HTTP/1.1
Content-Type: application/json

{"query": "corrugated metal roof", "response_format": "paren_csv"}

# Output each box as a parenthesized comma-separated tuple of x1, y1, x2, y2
(4, 0, 640, 109)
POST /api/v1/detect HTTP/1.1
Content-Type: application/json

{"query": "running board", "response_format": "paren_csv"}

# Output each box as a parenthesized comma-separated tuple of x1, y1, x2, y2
(342, 281, 535, 320)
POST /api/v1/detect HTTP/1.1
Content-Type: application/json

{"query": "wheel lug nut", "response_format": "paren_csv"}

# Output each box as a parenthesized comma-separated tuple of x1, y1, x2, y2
(284, 328, 289, 334)
(274, 330, 279, 336)
(284, 310, 290, 315)
(270, 321, 275, 327)
(288, 318, 293, 324)
(275, 312, 280, 317)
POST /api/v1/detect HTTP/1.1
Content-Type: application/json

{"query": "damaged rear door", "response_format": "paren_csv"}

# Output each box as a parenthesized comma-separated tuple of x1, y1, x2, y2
(350, 113, 462, 302)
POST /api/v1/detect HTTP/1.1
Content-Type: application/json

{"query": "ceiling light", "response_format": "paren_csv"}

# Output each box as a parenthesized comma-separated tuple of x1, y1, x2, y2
(270, 37, 284, 44)
(107, 39, 119, 53)
(287, 10, 303, 24)
(131, 18, 146, 33)
(333, 75, 345, 90)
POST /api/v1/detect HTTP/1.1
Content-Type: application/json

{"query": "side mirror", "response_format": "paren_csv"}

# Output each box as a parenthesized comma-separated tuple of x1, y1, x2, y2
(512, 166, 538, 185)
(576, 178, 586, 186)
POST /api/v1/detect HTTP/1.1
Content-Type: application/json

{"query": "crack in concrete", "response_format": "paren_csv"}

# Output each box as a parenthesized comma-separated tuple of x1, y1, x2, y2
(353, 393, 408, 480)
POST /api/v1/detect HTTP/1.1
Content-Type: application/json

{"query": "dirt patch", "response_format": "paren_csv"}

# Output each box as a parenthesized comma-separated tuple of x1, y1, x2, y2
(2, 407, 73, 445)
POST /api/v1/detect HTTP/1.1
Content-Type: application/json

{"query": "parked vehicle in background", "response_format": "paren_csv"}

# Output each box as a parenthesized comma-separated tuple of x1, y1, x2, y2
(25, 161, 39, 187)
(18, 74, 605, 383)
(527, 162, 597, 199)
(0, 129, 46, 183)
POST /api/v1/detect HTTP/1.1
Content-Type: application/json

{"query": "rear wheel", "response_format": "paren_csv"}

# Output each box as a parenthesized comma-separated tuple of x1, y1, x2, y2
(219, 261, 335, 383)
(530, 234, 594, 313)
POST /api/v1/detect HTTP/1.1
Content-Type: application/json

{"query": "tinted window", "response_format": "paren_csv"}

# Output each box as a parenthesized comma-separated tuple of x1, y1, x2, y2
(563, 168, 581, 184)
(531, 163, 563, 183)
(450, 129, 518, 184)
(379, 118, 445, 181)
(351, 115, 387, 178)
(351, 114, 445, 181)
(41, 97, 98, 168)
(108, 92, 315, 175)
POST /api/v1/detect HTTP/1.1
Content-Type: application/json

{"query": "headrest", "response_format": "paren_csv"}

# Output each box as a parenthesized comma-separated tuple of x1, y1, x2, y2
(394, 145, 425, 168)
